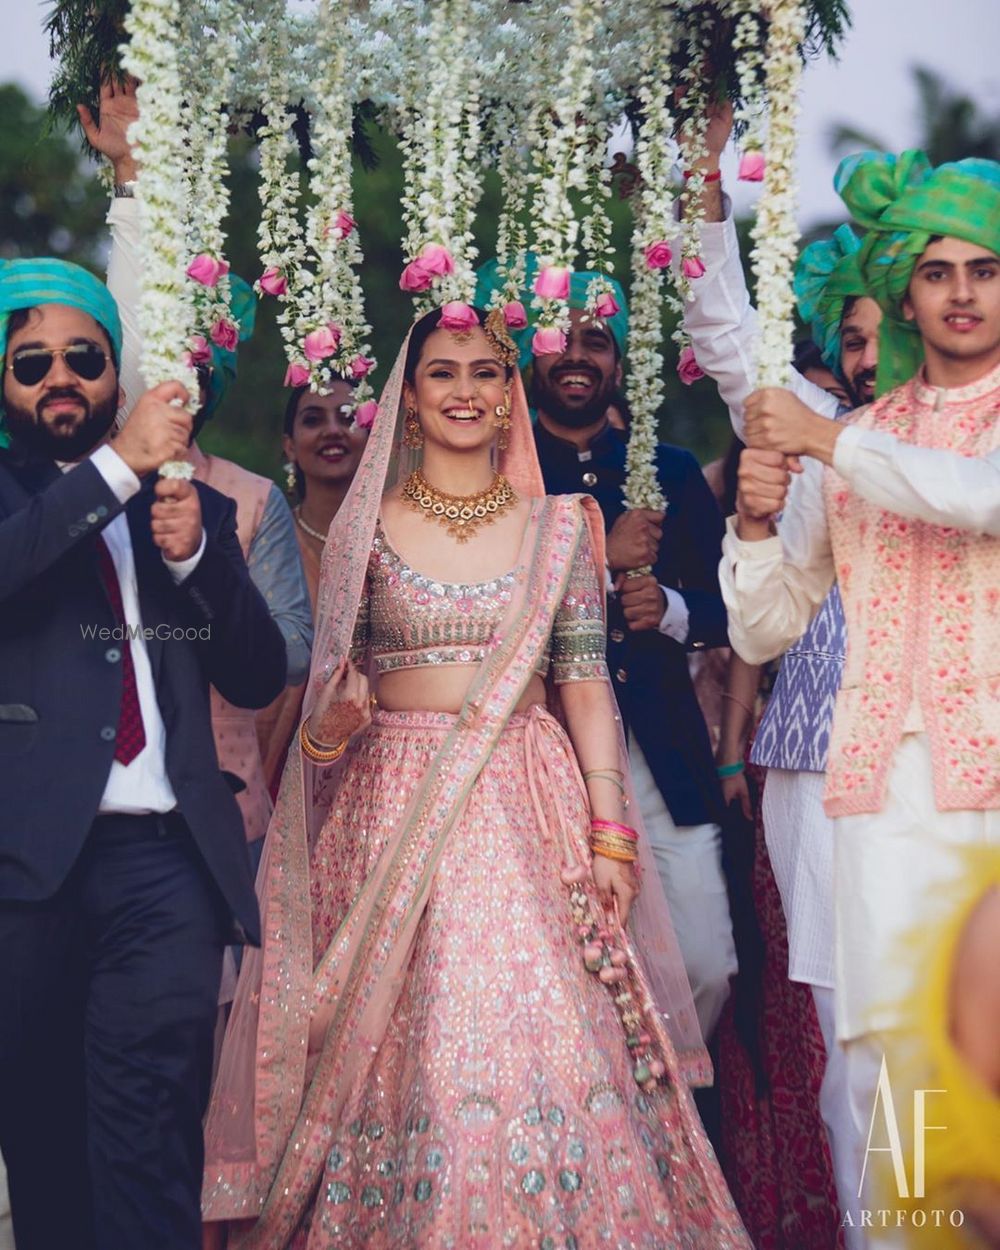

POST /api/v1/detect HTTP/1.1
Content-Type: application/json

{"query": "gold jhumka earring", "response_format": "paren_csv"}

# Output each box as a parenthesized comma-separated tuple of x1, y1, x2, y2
(403, 406, 424, 449)
(284, 461, 298, 493)
(493, 389, 512, 451)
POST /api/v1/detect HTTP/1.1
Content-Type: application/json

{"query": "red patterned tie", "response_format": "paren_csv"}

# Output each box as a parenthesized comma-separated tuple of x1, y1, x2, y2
(96, 536, 147, 765)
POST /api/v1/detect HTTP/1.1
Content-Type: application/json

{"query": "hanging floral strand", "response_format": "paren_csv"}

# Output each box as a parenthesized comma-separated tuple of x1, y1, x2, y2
(398, 0, 482, 316)
(484, 107, 533, 330)
(751, 0, 807, 386)
(122, 0, 198, 478)
(296, 0, 376, 394)
(527, 0, 598, 354)
(253, 0, 309, 386)
(622, 8, 680, 515)
(182, 0, 239, 363)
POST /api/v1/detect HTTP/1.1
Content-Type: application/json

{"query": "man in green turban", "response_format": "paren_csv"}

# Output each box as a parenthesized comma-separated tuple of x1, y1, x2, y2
(723, 148, 1000, 1242)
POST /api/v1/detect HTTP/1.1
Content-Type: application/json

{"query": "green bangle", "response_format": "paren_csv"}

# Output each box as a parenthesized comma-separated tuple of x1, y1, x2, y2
(716, 761, 745, 778)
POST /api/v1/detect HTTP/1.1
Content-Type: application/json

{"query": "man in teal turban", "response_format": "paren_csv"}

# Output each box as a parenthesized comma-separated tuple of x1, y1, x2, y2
(836, 148, 1000, 395)
(793, 223, 880, 408)
(0, 256, 123, 452)
(474, 253, 629, 371)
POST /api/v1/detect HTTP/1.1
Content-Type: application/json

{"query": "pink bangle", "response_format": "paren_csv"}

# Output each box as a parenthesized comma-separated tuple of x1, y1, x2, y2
(682, 168, 722, 182)
(591, 819, 638, 841)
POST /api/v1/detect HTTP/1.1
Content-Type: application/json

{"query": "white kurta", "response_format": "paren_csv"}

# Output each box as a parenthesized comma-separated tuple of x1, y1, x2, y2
(720, 385, 1000, 1040)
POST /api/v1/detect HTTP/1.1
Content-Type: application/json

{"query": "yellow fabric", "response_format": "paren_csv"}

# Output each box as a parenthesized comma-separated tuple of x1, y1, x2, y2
(880, 849, 1000, 1246)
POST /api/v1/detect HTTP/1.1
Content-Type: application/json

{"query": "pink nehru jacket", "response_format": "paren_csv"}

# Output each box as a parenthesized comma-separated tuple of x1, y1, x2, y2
(189, 444, 275, 843)
(822, 370, 1000, 817)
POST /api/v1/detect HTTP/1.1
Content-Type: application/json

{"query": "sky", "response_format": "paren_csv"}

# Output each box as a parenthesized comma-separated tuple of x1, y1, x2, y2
(3, 0, 997, 231)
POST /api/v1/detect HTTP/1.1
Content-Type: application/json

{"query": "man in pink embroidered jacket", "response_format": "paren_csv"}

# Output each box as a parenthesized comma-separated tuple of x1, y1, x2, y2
(720, 150, 1000, 1248)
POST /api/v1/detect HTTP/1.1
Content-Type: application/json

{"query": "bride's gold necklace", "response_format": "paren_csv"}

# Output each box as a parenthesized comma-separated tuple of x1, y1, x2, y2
(401, 469, 518, 543)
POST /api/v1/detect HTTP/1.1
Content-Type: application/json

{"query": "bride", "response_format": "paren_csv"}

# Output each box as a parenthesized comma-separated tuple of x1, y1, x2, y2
(202, 306, 749, 1249)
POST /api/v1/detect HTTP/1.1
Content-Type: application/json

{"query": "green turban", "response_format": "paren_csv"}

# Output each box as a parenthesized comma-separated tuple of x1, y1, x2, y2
(203, 273, 257, 419)
(836, 149, 1000, 396)
(794, 224, 866, 374)
(0, 257, 124, 448)
(474, 253, 629, 371)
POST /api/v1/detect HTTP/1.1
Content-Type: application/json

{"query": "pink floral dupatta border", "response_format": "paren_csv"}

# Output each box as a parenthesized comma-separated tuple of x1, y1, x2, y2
(202, 331, 707, 1245)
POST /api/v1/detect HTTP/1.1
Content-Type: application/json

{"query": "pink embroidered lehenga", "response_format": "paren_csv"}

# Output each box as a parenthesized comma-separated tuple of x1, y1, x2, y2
(202, 332, 750, 1249)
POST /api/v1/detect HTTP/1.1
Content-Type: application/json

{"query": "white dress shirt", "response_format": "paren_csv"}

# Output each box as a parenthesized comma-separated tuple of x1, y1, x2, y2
(68, 444, 205, 813)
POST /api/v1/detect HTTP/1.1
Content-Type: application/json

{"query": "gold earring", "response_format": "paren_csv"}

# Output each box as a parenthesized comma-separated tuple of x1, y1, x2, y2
(493, 391, 512, 451)
(403, 406, 424, 449)
(284, 461, 298, 493)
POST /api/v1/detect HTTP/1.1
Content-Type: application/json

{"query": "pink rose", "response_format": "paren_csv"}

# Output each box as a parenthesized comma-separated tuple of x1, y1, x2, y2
(353, 400, 379, 430)
(677, 346, 705, 386)
(503, 300, 528, 329)
(738, 150, 766, 182)
(399, 260, 434, 292)
(531, 326, 568, 356)
(418, 243, 455, 276)
(533, 265, 571, 301)
(334, 210, 356, 237)
(438, 301, 478, 332)
(644, 241, 673, 270)
(349, 354, 375, 380)
(259, 266, 287, 296)
(303, 323, 342, 362)
(186, 253, 230, 287)
(188, 334, 212, 365)
(682, 256, 706, 279)
(594, 291, 620, 319)
(210, 318, 239, 352)
(283, 362, 311, 388)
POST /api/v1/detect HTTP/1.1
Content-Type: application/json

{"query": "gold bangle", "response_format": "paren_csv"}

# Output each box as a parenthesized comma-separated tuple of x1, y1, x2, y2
(300, 720, 348, 764)
(591, 845, 638, 864)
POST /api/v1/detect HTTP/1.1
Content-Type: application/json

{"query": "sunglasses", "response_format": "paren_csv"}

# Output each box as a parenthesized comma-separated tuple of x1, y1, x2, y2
(7, 344, 111, 387)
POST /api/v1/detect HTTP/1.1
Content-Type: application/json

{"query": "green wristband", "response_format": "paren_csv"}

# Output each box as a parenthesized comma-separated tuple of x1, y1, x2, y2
(716, 761, 745, 778)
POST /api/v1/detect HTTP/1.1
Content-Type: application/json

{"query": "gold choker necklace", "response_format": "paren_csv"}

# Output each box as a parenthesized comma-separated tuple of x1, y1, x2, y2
(401, 469, 518, 543)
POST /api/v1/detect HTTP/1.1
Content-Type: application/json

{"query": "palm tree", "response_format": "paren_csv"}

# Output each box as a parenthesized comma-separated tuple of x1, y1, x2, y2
(828, 65, 1000, 165)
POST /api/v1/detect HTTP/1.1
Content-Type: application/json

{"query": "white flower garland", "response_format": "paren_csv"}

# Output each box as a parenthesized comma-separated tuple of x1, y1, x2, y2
(122, 0, 198, 435)
(182, 0, 238, 354)
(297, 0, 375, 394)
(750, 0, 807, 386)
(528, 0, 598, 343)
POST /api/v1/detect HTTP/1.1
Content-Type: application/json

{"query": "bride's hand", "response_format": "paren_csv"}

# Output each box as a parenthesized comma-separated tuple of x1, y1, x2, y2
(591, 855, 639, 927)
(309, 658, 373, 747)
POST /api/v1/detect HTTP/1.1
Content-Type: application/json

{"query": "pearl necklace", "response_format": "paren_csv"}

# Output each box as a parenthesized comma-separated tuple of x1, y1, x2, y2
(294, 509, 328, 543)
(401, 469, 518, 543)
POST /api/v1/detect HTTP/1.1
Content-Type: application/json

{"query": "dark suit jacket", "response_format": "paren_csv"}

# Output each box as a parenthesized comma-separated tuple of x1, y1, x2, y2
(535, 422, 728, 826)
(0, 448, 288, 943)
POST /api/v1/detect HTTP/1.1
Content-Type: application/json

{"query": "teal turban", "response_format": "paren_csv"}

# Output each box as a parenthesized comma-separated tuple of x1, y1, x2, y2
(836, 149, 1000, 395)
(474, 253, 629, 371)
(793, 224, 867, 374)
(0, 257, 123, 448)
(203, 274, 257, 418)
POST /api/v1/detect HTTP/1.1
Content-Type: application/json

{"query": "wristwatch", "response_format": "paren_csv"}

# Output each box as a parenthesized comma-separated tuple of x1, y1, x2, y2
(113, 181, 137, 198)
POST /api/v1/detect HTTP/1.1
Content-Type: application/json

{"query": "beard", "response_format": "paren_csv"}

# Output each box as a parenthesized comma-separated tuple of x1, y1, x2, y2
(4, 387, 119, 462)
(530, 364, 617, 430)
(846, 366, 877, 409)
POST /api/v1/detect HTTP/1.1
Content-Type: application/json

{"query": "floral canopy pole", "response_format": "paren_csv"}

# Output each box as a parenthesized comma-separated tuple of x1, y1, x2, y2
(50, 0, 848, 497)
